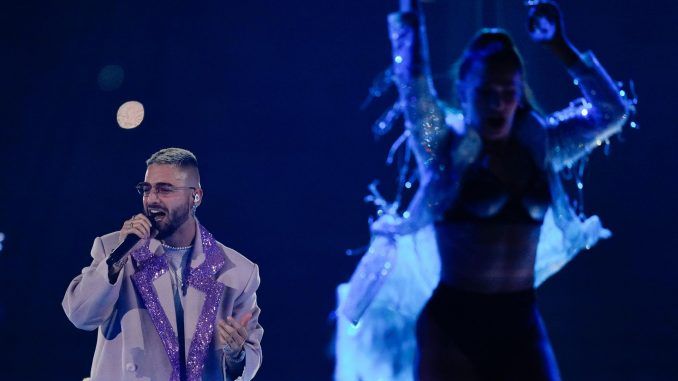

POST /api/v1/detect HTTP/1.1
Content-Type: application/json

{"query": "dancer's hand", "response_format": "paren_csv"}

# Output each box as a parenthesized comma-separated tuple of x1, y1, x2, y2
(399, 0, 420, 13)
(217, 314, 252, 359)
(398, 0, 436, 12)
(526, 0, 580, 66)
(526, 1, 567, 46)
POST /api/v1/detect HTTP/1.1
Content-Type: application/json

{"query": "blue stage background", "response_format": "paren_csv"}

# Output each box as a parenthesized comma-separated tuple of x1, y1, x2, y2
(1, 0, 677, 379)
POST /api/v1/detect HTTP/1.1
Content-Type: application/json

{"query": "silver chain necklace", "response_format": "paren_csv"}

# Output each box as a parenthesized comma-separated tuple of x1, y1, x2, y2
(161, 242, 194, 251)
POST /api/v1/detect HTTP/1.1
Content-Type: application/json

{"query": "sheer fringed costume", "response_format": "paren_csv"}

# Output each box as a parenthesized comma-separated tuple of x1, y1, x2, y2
(336, 9, 631, 381)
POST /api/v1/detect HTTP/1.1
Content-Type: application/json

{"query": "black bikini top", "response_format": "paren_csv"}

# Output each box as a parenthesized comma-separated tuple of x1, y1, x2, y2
(439, 141, 551, 225)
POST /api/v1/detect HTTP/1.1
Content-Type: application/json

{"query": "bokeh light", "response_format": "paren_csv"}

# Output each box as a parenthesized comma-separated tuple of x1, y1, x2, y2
(97, 64, 125, 91)
(116, 100, 145, 129)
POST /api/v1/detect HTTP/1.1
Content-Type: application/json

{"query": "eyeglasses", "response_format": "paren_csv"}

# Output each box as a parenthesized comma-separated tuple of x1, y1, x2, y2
(136, 182, 196, 197)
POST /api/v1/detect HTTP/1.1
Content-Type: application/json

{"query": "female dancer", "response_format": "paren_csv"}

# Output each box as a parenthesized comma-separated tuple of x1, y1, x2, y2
(336, 1, 632, 380)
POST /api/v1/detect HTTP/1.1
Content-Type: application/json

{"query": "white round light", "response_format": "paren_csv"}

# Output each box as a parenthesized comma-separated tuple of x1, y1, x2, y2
(117, 100, 145, 129)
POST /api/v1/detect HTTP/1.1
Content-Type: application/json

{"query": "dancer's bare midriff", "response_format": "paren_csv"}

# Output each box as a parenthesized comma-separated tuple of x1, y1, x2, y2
(435, 222, 541, 293)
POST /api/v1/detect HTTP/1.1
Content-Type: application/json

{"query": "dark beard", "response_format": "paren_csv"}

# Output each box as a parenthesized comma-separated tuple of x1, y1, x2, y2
(155, 204, 191, 240)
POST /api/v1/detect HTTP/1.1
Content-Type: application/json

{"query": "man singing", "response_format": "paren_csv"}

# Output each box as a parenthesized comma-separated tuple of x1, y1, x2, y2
(63, 148, 263, 381)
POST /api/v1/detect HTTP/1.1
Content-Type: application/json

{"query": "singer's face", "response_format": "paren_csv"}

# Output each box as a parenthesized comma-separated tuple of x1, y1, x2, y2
(143, 164, 198, 240)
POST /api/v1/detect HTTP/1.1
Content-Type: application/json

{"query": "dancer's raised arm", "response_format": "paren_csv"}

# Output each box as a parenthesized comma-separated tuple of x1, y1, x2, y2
(378, 1, 458, 233)
(527, 0, 630, 171)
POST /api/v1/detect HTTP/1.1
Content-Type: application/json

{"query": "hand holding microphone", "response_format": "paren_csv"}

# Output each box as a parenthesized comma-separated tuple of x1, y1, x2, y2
(106, 213, 156, 281)
(119, 213, 154, 243)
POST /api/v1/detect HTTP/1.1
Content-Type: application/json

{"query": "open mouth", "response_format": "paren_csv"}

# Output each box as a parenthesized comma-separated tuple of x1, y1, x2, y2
(485, 116, 506, 129)
(148, 208, 167, 222)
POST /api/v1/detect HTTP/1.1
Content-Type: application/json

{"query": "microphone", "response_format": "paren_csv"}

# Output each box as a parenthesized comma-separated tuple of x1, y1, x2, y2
(106, 213, 157, 266)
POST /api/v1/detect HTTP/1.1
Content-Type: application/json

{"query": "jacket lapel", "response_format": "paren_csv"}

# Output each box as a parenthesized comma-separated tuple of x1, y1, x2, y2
(131, 240, 182, 381)
(131, 222, 229, 381)
(183, 223, 227, 381)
